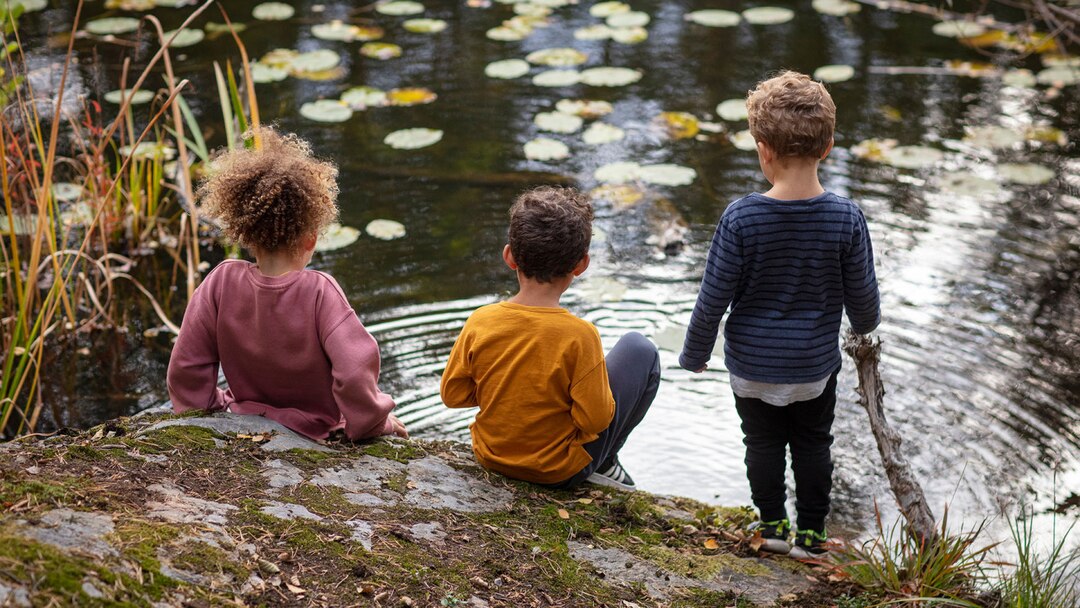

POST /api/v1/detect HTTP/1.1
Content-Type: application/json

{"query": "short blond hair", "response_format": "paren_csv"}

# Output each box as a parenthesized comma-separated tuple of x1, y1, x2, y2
(746, 71, 836, 159)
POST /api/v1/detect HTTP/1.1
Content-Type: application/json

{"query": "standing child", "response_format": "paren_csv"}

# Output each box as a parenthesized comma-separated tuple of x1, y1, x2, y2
(167, 127, 407, 441)
(680, 71, 880, 558)
(441, 187, 660, 491)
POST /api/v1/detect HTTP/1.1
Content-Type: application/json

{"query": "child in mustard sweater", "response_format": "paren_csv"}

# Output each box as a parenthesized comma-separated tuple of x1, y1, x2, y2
(441, 187, 659, 490)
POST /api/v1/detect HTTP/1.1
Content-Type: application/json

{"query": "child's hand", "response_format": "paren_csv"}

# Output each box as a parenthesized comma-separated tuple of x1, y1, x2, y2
(694, 364, 708, 373)
(388, 414, 409, 438)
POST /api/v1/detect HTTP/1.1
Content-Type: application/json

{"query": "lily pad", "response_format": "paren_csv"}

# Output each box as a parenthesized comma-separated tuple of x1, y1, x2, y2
(163, 28, 205, 48)
(299, 99, 353, 123)
(312, 21, 366, 41)
(485, 59, 531, 79)
(403, 18, 447, 33)
(606, 10, 649, 27)
(582, 122, 624, 144)
(813, 64, 855, 83)
(716, 98, 748, 121)
(589, 184, 644, 207)
(1001, 69, 1036, 88)
(60, 202, 95, 228)
(514, 3, 552, 16)
(1025, 126, 1067, 146)
(741, 7, 794, 25)
(685, 9, 741, 27)
(360, 42, 402, 59)
(524, 138, 570, 161)
(384, 128, 443, 149)
(851, 137, 897, 161)
(880, 145, 944, 169)
(52, 182, 84, 203)
(316, 223, 361, 251)
(589, 1, 629, 17)
(252, 2, 295, 20)
(205, 21, 248, 35)
(1043, 55, 1080, 68)
(963, 125, 1023, 149)
(610, 26, 648, 43)
(931, 20, 986, 38)
(249, 63, 288, 83)
(10, 0, 48, 12)
(0, 214, 36, 236)
(119, 142, 177, 161)
(104, 89, 154, 105)
(365, 219, 407, 240)
(532, 69, 582, 87)
(534, 111, 583, 133)
(811, 0, 860, 16)
(595, 161, 641, 184)
(387, 87, 437, 106)
(997, 163, 1055, 185)
(731, 129, 756, 151)
(556, 98, 613, 118)
(936, 172, 1003, 196)
(487, 26, 527, 41)
(291, 49, 341, 73)
(85, 17, 141, 35)
(1036, 66, 1078, 86)
(658, 111, 699, 139)
(579, 66, 642, 87)
(376, 1, 425, 15)
(638, 164, 696, 186)
(531, 0, 571, 7)
(353, 26, 387, 41)
(341, 86, 388, 108)
(575, 24, 614, 40)
(526, 48, 588, 67)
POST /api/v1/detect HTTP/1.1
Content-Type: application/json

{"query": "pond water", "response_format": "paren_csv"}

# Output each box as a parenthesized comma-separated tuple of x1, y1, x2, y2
(19, 0, 1080, 547)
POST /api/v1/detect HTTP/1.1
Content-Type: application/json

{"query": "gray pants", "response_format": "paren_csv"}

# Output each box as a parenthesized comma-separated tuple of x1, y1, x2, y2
(546, 332, 661, 488)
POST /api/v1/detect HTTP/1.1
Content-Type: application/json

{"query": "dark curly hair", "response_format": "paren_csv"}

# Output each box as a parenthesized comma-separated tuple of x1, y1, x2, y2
(508, 186, 593, 283)
(197, 126, 339, 253)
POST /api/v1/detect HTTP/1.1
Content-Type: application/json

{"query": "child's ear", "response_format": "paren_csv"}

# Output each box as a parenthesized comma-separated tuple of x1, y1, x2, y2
(302, 233, 318, 252)
(821, 137, 834, 160)
(502, 244, 518, 270)
(756, 140, 772, 164)
(572, 253, 590, 277)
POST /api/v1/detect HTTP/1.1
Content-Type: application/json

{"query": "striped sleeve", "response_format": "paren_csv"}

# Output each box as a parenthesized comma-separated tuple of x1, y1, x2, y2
(679, 211, 742, 371)
(841, 208, 880, 334)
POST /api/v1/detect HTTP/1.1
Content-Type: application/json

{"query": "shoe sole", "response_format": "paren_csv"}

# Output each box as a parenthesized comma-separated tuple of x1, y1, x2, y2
(788, 546, 831, 561)
(757, 538, 792, 555)
(585, 472, 636, 492)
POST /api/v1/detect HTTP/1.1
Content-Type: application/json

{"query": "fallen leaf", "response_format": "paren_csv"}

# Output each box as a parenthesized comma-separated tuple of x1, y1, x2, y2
(576, 498, 593, 505)
(558, 508, 570, 519)
(749, 534, 764, 551)
(703, 538, 719, 550)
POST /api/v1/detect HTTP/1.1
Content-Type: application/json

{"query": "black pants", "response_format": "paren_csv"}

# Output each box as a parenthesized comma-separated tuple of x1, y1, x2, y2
(734, 369, 838, 532)
(546, 332, 661, 489)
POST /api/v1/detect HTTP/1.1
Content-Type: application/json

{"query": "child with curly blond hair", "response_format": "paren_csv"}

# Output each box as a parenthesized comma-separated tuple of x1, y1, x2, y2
(167, 127, 407, 441)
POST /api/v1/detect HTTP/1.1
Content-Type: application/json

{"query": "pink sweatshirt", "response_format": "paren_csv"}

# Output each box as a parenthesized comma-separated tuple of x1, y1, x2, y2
(167, 260, 396, 440)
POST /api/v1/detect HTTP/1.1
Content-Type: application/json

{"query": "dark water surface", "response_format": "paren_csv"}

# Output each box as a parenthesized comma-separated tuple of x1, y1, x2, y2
(20, 0, 1080, 546)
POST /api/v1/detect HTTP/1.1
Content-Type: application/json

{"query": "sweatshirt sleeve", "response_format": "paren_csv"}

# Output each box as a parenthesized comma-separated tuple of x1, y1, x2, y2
(440, 324, 478, 409)
(167, 279, 230, 413)
(842, 208, 881, 335)
(568, 360, 615, 442)
(322, 316, 397, 440)
(680, 211, 743, 371)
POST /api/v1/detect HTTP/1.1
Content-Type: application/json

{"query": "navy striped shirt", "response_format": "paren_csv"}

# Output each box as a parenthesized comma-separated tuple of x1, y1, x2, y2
(679, 191, 880, 383)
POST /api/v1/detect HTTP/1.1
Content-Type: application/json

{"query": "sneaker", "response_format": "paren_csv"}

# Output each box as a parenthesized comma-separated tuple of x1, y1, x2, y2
(586, 458, 636, 491)
(788, 528, 829, 560)
(748, 519, 791, 554)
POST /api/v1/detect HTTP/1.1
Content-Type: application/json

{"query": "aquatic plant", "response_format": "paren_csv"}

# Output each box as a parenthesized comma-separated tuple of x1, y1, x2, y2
(993, 508, 1079, 608)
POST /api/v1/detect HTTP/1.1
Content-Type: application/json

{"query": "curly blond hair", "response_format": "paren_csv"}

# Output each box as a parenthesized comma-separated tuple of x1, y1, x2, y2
(746, 71, 836, 159)
(197, 127, 339, 253)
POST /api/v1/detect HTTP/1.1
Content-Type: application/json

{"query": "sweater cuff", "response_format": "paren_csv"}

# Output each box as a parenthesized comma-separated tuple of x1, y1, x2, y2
(678, 352, 707, 371)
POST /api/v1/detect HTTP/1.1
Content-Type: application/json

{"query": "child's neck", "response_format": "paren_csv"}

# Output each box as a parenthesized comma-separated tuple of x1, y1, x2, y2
(762, 159, 826, 201)
(253, 247, 309, 277)
(508, 272, 573, 309)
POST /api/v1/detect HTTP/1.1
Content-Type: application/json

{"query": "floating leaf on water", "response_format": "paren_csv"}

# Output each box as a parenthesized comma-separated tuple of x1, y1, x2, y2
(931, 20, 986, 38)
(574, 24, 613, 40)
(485, 59, 531, 79)
(487, 26, 527, 41)
(526, 48, 588, 67)
(403, 18, 447, 33)
(0, 213, 36, 236)
(524, 137, 570, 161)
(514, 3, 552, 16)
(315, 223, 361, 251)
(384, 128, 443, 149)
(606, 11, 649, 28)
(658, 111, 699, 139)
(360, 42, 402, 60)
(698, 121, 723, 133)
(52, 182, 83, 202)
(1036, 66, 1078, 86)
(575, 275, 628, 303)
(534, 111, 584, 133)
(60, 202, 95, 227)
(957, 29, 1009, 48)
(1024, 126, 1067, 146)
(556, 98, 613, 118)
(936, 172, 1003, 197)
(205, 21, 248, 35)
(532, 69, 582, 87)
(730, 129, 756, 151)
(1043, 54, 1080, 68)
(387, 87, 437, 106)
(813, 64, 855, 83)
(595, 161, 641, 184)
(509, 14, 550, 30)
(291, 49, 341, 73)
(579, 66, 641, 87)
(249, 63, 288, 83)
(811, 0, 860, 16)
(259, 48, 299, 68)
(741, 7, 794, 25)
(341, 86, 388, 108)
(10, 0, 48, 12)
(354, 26, 386, 40)
(163, 28, 205, 48)
(963, 125, 1023, 149)
(685, 9, 741, 26)
(589, 1, 629, 17)
(119, 142, 177, 161)
(715, 98, 748, 121)
(638, 163, 696, 186)
(312, 20, 365, 41)
(611, 26, 647, 43)
(85, 17, 141, 35)
(582, 122, 624, 144)
(531, 0, 571, 7)
(252, 2, 295, 20)
(1001, 68, 1036, 88)
(880, 145, 944, 169)
(299, 99, 353, 122)
(997, 162, 1055, 185)
(365, 219, 407, 240)
(850, 137, 897, 161)
(104, 89, 154, 105)
(589, 184, 644, 207)
(376, 0, 425, 14)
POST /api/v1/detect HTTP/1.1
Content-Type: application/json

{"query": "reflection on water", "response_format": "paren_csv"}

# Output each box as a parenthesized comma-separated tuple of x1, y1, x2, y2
(20, 0, 1080, 544)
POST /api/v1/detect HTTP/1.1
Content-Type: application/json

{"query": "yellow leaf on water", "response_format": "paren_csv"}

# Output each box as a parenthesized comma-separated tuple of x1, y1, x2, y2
(658, 111, 700, 139)
(703, 538, 719, 550)
(387, 87, 438, 106)
(557, 508, 570, 519)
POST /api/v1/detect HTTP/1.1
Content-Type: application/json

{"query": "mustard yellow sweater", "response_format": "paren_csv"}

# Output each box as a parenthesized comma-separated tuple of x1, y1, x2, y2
(441, 302, 615, 484)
